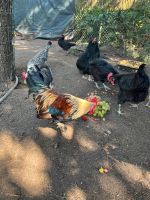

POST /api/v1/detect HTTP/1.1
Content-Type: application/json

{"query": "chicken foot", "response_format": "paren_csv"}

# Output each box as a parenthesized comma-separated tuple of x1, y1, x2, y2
(117, 104, 125, 115)
(56, 122, 67, 133)
(130, 103, 138, 108)
(103, 83, 111, 91)
(53, 122, 67, 148)
(95, 82, 111, 91)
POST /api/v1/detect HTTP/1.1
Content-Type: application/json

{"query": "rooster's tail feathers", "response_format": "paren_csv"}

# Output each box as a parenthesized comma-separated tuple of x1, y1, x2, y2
(65, 94, 92, 119)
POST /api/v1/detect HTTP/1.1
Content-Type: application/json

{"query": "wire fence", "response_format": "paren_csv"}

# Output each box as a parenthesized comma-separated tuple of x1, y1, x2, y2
(73, 0, 149, 53)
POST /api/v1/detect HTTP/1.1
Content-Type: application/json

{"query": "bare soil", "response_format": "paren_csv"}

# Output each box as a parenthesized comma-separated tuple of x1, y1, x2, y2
(0, 37, 150, 200)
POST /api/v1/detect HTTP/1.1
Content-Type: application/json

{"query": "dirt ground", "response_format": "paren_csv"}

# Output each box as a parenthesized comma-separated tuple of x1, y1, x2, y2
(0, 37, 150, 200)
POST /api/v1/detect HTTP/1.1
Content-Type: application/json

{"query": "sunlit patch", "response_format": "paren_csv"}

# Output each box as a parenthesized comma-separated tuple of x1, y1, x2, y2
(114, 0, 135, 10)
(66, 186, 86, 200)
(115, 161, 150, 189)
(0, 131, 51, 197)
(97, 174, 131, 199)
(76, 134, 99, 152)
(38, 127, 57, 139)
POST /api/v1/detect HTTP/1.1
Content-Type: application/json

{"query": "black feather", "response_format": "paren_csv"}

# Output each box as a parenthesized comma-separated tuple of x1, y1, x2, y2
(89, 58, 119, 83)
(58, 35, 76, 51)
(116, 64, 150, 104)
(76, 39, 100, 75)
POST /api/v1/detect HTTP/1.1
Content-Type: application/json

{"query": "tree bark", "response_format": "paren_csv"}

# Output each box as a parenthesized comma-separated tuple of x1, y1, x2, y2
(0, 0, 14, 90)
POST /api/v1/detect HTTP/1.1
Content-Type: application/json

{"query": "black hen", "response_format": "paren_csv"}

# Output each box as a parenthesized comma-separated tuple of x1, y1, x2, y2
(115, 64, 150, 114)
(89, 58, 119, 91)
(76, 37, 100, 81)
(58, 35, 76, 51)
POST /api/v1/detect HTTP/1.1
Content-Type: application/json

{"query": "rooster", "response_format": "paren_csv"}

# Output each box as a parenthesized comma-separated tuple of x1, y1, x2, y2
(89, 58, 119, 91)
(76, 37, 100, 81)
(58, 35, 76, 53)
(26, 65, 94, 135)
(27, 40, 52, 72)
(114, 64, 150, 115)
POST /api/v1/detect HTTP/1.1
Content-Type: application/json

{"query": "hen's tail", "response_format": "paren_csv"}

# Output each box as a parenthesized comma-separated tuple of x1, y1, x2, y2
(114, 64, 146, 79)
(137, 63, 146, 76)
(26, 65, 49, 95)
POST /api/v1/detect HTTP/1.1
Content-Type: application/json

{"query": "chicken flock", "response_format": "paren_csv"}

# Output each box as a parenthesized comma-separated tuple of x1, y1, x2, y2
(22, 35, 150, 144)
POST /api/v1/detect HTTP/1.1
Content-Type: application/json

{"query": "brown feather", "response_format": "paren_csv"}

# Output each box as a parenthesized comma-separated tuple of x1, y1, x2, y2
(51, 95, 72, 117)
(35, 89, 58, 118)
(35, 89, 93, 121)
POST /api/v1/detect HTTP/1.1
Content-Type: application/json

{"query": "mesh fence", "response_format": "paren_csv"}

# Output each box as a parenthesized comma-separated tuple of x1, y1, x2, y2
(73, 0, 149, 58)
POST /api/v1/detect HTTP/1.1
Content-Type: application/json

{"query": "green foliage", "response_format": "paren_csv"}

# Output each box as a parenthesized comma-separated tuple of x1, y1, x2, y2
(75, 1, 150, 63)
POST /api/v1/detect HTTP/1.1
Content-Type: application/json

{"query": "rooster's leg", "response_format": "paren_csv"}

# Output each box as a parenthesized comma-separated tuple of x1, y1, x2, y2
(54, 122, 67, 148)
(103, 83, 111, 91)
(56, 122, 67, 133)
(53, 128, 61, 149)
(117, 104, 125, 115)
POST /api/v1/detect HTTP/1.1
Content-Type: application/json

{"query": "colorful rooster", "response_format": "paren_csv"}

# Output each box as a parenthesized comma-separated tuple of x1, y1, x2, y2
(26, 65, 94, 133)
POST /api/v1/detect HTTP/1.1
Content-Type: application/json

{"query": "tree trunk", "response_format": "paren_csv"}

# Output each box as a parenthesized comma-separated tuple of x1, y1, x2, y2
(0, 0, 14, 90)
